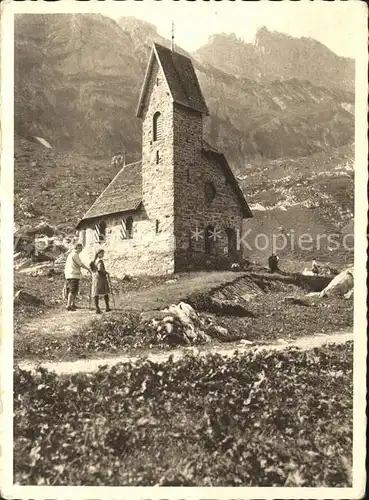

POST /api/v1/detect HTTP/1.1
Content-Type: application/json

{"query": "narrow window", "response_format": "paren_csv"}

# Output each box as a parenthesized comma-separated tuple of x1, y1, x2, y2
(126, 216, 133, 239)
(94, 221, 106, 243)
(156, 219, 160, 234)
(226, 227, 237, 259)
(156, 150, 160, 164)
(156, 77, 159, 86)
(187, 169, 190, 182)
(153, 112, 162, 142)
(204, 182, 216, 203)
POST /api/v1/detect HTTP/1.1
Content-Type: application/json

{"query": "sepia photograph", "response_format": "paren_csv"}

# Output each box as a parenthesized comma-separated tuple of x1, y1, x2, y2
(1, 0, 367, 497)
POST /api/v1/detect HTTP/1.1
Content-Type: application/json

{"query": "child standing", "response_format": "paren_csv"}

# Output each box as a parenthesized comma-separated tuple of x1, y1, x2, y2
(90, 249, 111, 314)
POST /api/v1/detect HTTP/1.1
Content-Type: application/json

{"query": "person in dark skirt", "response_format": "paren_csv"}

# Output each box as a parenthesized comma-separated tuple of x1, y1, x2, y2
(90, 249, 111, 314)
(268, 253, 279, 273)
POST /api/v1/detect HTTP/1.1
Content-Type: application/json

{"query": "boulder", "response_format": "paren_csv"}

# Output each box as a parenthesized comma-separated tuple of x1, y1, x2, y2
(15, 222, 56, 238)
(205, 324, 231, 341)
(211, 298, 255, 317)
(18, 262, 54, 276)
(143, 302, 211, 345)
(320, 267, 354, 298)
(14, 290, 44, 305)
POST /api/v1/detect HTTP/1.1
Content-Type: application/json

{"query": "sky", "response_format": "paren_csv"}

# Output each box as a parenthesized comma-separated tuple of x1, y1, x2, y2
(104, 0, 365, 59)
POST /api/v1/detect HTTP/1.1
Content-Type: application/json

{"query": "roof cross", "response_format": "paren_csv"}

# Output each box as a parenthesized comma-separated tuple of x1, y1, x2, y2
(171, 20, 175, 52)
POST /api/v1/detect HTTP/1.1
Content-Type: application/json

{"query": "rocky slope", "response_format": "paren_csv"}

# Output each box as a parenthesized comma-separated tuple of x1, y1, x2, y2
(15, 14, 143, 157)
(14, 15, 355, 263)
(14, 134, 354, 264)
(195, 28, 354, 92)
(15, 14, 354, 164)
(240, 144, 354, 264)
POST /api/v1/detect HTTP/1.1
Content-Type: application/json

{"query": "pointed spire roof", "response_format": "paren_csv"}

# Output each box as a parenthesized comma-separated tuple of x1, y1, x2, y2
(136, 43, 209, 118)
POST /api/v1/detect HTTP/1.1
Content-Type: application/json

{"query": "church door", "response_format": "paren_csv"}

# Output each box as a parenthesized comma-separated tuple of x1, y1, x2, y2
(226, 228, 237, 260)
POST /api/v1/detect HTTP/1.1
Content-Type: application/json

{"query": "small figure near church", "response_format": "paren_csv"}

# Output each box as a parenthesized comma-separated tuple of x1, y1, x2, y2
(90, 250, 111, 314)
(268, 253, 279, 273)
(312, 258, 319, 276)
(64, 243, 91, 311)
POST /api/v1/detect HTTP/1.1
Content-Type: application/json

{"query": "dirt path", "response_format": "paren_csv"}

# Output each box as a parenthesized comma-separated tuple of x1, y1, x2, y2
(19, 330, 353, 375)
(19, 271, 245, 338)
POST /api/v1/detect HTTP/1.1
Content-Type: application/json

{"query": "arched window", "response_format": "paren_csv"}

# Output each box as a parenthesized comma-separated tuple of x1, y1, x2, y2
(204, 182, 216, 203)
(153, 112, 162, 142)
(156, 150, 160, 164)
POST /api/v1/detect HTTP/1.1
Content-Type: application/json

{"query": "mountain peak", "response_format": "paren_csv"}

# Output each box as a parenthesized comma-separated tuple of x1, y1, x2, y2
(196, 25, 354, 92)
(117, 16, 159, 37)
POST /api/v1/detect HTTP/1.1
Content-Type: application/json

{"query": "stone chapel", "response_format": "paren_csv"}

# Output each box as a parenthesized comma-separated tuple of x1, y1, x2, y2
(76, 43, 252, 276)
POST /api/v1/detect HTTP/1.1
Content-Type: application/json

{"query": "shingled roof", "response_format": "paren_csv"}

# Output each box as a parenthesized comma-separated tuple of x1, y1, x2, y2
(76, 161, 142, 228)
(202, 141, 253, 219)
(137, 43, 209, 118)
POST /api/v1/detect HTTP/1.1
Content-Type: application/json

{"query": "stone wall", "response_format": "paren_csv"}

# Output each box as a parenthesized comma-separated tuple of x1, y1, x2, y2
(172, 104, 244, 271)
(78, 56, 248, 276)
(141, 59, 175, 243)
(79, 60, 179, 278)
(80, 210, 175, 277)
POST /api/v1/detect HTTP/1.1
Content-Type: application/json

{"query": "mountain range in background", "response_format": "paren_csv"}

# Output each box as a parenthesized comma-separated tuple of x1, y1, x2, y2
(14, 14, 355, 263)
(15, 14, 354, 164)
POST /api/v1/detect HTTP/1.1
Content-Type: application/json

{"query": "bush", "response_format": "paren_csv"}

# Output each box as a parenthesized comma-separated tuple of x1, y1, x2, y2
(14, 342, 353, 486)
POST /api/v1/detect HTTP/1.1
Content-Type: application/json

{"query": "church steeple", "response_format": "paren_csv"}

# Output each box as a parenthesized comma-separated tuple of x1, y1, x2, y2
(136, 43, 209, 118)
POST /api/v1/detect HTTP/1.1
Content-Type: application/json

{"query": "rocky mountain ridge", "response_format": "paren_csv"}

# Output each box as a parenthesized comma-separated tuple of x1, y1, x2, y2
(14, 14, 354, 263)
(15, 14, 354, 164)
(196, 27, 354, 91)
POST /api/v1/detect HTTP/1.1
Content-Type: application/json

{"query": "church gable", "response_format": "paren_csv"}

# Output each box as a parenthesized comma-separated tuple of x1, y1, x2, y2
(137, 43, 209, 119)
(202, 142, 252, 218)
(138, 57, 168, 121)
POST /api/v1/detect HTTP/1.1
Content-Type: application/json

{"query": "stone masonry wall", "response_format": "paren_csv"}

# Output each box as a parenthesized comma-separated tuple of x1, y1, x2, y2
(172, 104, 244, 271)
(139, 58, 176, 272)
(78, 57, 246, 276)
(79, 59, 178, 277)
(79, 209, 175, 277)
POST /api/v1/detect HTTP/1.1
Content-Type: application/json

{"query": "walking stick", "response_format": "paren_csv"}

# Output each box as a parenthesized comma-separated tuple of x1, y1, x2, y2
(107, 273, 116, 310)
(88, 278, 92, 310)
